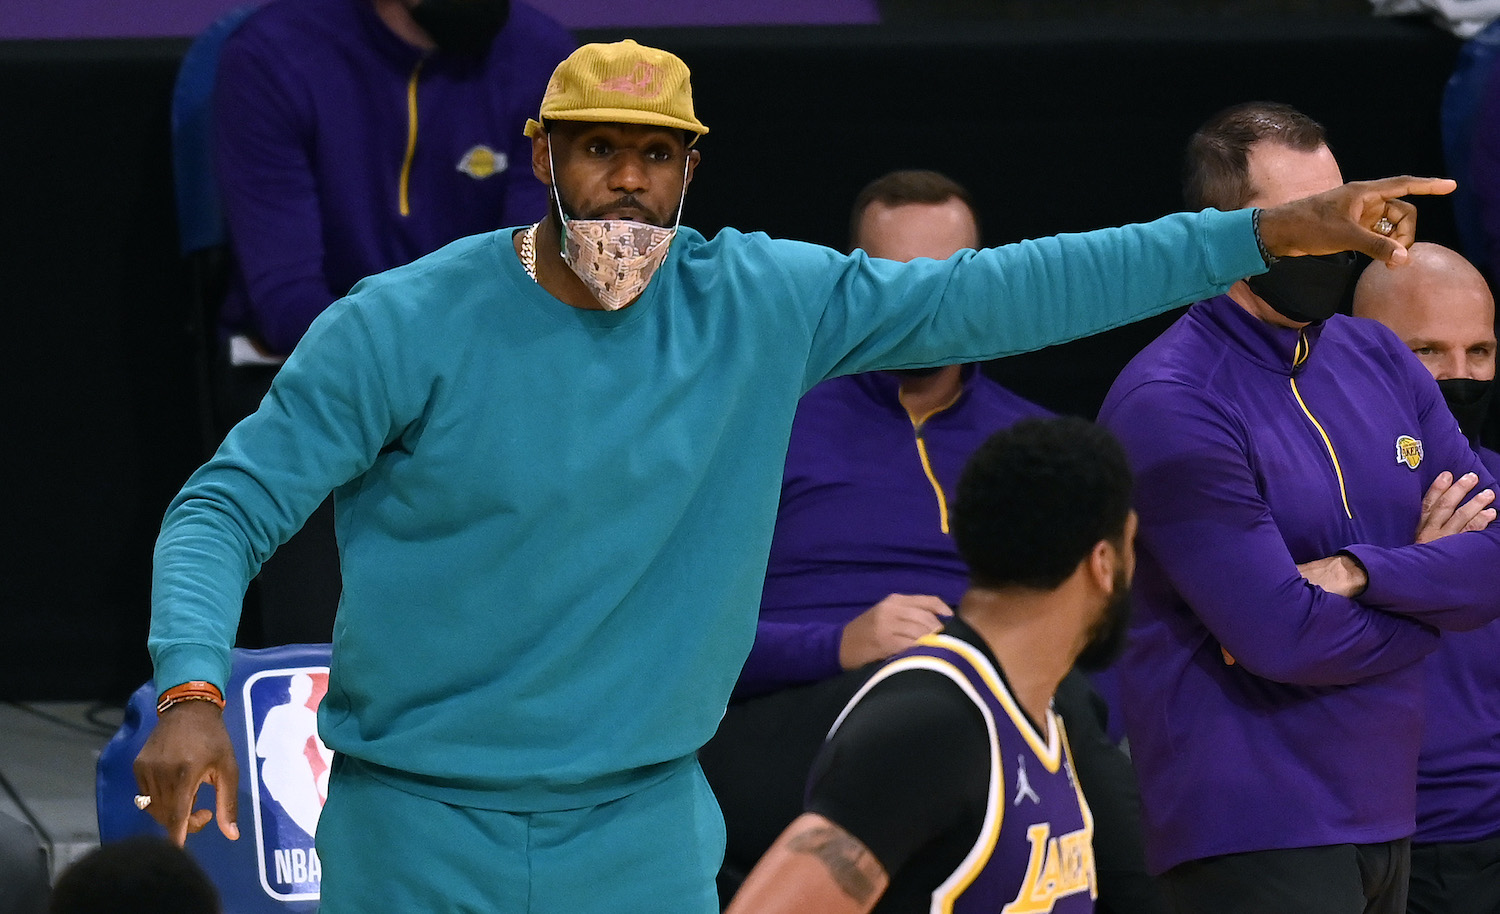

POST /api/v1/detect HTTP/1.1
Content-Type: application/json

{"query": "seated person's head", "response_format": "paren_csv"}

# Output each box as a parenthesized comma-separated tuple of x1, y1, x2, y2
(1352, 242, 1497, 442)
(849, 169, 980, 262)
(1352, 242, 1496, 382)
(49, 836, 220, 914)
(850, 170, 982, 389)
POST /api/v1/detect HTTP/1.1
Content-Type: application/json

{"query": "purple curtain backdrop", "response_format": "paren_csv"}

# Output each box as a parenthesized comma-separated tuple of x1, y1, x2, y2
(0, 0, 880, 40)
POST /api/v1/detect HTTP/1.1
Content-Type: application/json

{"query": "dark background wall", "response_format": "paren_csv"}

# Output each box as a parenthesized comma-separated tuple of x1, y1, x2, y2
(0, 14, 1464, 699)
(2, 39, 200, 700)
(0, 0, 1382, 39)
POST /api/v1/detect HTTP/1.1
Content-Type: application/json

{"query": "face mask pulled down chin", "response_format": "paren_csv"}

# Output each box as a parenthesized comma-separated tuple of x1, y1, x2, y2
(549, 148, 686, 311)
(1437, 377, 1495, 446)
(1244, 251, 1361, 324)
(559, 220, 676, 310)
(409, 0, 510, 56)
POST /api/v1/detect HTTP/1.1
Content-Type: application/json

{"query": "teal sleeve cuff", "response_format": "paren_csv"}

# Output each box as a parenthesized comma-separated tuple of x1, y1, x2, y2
(1202, 207, 1268, 287)
(151, 642, 232, 697)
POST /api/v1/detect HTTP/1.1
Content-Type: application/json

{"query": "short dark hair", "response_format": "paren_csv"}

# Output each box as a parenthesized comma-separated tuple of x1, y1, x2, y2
(848, 169, 981, 251)
(1182, 102, 1328, 211)
(50, 837, 221, 914)
(951, 417, 1133, 591)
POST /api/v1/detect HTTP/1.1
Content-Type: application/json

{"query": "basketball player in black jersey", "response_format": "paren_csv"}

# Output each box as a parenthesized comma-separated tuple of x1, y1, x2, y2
(726, 416, 1136, 914)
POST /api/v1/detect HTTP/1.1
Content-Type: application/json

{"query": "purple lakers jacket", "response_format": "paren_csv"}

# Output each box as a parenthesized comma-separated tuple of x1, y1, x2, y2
(1098, 294, 1500, 873)
(737, 366, 1049, 699)
(214, 0, 573, 354)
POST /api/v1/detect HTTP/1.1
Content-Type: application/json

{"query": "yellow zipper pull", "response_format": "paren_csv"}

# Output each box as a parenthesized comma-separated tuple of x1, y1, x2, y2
(906, 402, 957, 535)
(398, 59, 427, 217)
(1288, 329, 1353, 519)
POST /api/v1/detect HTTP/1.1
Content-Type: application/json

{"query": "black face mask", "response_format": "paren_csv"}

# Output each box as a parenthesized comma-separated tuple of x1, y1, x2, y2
(1436, 377, 1495, 447)
(1075, 564, 1132, 673)
(1244, 251, 1361, 324)
(409, 0, 510, 57)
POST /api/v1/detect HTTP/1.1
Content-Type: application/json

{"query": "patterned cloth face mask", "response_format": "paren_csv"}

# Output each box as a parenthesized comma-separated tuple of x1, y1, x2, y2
(549, 146, 688, 310)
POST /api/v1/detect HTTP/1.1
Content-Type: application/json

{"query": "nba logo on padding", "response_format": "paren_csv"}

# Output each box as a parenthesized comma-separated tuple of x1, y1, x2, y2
(243, 667, 332, 902)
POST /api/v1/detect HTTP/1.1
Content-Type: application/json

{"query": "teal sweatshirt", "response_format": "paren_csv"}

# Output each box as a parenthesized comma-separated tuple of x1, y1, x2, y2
(151, 210, 1262, 811)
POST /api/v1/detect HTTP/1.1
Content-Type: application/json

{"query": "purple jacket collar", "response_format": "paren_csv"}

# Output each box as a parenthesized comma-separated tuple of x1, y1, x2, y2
(351, 0, 493, 74)
(352, 0, 428, 68)
(1197, 293, 1329, 377)
(848, 364, 981, 416)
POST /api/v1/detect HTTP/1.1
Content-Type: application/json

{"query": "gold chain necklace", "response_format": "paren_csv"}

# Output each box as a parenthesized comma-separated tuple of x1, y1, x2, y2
(520, 223, 539, 282)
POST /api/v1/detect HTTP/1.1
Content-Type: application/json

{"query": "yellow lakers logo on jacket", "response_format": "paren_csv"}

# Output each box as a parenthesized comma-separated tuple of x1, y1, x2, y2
(1395, 435, 1424, 470)
(1001, 822, 1097, 913)
(456, 145, 507, 179)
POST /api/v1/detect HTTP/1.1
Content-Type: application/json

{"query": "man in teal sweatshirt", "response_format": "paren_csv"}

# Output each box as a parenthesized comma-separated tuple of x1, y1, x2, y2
(133, 38, 1453, 913)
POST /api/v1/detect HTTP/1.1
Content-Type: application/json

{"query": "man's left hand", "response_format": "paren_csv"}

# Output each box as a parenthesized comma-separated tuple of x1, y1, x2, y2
(1414, 470, 1496, 544)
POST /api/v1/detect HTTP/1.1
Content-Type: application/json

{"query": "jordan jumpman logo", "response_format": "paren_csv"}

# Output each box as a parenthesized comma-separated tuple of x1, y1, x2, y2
(1013, 754, 1041, 806)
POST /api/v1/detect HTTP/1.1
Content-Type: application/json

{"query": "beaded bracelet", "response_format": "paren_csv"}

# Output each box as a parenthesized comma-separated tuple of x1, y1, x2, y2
(1251, 208, 1278, 265)
(156, 680, 226, 716)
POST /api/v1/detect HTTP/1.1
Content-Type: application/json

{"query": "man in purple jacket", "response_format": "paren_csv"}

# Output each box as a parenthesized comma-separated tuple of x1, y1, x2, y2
(1098, 102, 1500, 914)
(215, 0, 574, 363)
(1353, 243, 1500, 914)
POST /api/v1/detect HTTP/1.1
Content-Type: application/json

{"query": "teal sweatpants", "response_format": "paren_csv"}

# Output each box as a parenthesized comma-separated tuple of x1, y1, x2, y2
(316, 756, 725, 913)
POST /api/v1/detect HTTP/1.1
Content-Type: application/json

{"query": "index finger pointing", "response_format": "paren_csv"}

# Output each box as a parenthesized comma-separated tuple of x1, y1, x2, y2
(1356, 175, 1457, 199)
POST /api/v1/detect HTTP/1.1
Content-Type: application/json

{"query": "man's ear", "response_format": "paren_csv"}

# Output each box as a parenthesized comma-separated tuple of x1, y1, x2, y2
(1085, 514, 1137, 592)
(1085, 539, 1116, 593)
(532, 134, 552, 185)
(685, 147, 702, 188)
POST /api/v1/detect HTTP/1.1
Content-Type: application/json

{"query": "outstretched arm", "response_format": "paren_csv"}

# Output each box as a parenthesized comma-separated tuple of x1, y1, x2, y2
(725, 814, 888, 914)
(794, 175, 1454, 389)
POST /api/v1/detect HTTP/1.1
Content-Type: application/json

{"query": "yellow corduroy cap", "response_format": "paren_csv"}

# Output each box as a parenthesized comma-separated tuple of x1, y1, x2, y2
(524, 39, 708, 144)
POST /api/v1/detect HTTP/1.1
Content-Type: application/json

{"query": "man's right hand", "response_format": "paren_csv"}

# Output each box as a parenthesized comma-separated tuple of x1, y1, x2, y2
(133, 699, 241, 846)
(1415, 470, 1497, 543)
(839, 594, 952, 670)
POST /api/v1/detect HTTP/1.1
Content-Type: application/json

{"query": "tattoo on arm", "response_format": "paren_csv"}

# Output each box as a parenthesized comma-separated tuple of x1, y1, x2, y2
(787, 824, 883, 904)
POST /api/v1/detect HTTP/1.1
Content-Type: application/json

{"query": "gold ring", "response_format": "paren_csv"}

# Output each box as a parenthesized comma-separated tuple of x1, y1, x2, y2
(133, 794, 152, 810)
(1374, 217, 1395, 236)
